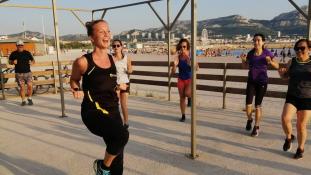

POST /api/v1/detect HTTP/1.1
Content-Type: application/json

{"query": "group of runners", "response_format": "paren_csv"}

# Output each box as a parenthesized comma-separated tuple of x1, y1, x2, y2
(8, 19, 310, 175)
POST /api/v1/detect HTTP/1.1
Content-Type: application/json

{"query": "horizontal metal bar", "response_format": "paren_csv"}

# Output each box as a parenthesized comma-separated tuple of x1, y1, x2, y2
(0, 3, 91, 12)
(93, 0, 162, 13)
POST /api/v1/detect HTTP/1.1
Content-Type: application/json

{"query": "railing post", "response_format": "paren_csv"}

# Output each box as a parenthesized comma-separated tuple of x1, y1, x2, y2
(52, 61, 57, 94)
(222, 62, 227, 109)
(0, 62, 5, 100)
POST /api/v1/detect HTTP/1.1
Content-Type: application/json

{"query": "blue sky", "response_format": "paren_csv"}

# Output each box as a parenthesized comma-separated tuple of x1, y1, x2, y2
(0, 0, 307, 36)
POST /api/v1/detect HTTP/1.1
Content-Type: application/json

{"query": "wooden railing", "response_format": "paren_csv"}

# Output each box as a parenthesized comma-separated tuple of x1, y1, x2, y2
(1, 60, 288, 109)
(131, 61, 288, 109)
(0, 60, 73, 99)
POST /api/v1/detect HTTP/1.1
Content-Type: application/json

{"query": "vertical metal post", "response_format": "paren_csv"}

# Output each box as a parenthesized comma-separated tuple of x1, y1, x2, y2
(167, 0, 171, 101)
(308, 0, 311, 40)
(52, 0, 67, 118)
(52, 61, 57, 94)
(41, 16, 47, 55)
(190, 0, 198, 159)
(0, 59, 5, 100)
(222, 63, 227, 109)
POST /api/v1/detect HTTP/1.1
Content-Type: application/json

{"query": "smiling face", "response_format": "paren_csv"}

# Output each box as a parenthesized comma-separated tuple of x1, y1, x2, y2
(253, 36, 264, 50)
(90, 21, 111, 49)
(295, 40, 310, 60)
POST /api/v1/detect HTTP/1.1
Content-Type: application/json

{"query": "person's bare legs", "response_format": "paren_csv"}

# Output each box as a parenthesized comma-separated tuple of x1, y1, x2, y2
(19, 82, 26, 102)
(246, 104, 253, 120)
(254, 106, 262, 127)
(296, 110, 311, 150)
(27, 82, 33, 98)
(120, 92, 129, 125)
(103, 151, 117, 167)
(281, 103, 297, 139)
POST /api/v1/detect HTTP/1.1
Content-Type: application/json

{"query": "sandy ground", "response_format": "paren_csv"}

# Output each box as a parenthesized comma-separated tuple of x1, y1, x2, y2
(0, 91, 310, 175)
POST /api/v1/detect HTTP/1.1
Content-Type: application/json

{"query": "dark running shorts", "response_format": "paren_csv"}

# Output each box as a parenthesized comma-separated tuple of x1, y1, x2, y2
(285, 94, 311, 111)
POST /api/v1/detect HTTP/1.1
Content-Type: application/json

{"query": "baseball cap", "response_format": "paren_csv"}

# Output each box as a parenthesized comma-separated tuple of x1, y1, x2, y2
(16, 40, 24, 46)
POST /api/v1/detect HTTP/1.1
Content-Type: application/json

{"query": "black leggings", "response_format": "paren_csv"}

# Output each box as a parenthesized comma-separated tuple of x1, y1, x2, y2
(246, 81, 267, 107)
(81, 100, 129, 175)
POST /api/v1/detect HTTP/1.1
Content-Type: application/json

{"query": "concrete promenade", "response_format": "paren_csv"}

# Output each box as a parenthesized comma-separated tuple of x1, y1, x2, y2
(0, 92, 310, 175)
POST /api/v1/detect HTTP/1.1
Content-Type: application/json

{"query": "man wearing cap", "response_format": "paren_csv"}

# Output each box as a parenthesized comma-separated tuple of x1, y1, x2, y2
(9, 40, 35, 106)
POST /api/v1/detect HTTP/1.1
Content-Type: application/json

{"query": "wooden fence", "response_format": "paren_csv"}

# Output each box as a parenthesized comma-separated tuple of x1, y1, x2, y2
(0, 60, 73, 100)
(0, 60, 288, 109)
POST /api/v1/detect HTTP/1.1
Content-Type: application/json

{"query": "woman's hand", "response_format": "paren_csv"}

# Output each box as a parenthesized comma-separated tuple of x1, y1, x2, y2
(265, 56, 272, 64)
(278, 67, 287, 77)
(71, 88, 84, 99)
(240, 54, 247, 63)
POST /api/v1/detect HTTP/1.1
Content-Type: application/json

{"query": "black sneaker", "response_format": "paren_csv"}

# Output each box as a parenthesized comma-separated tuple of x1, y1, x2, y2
(179, 115, 186, 122)
(27, 99, 33, 105)
(293, 148, 304, 160)
(251, 126, 259, 137)
(21, 101, 26, 106)
(283, 134, 295, 152)
(93, 159, 110, 175)
(187, 98, 191, 107)
(245, 119, 253, 131)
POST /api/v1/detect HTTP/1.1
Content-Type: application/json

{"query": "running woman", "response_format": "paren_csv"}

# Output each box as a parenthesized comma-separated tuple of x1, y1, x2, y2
(279, 39, 311, 159)
(112, 39, 133, 128)
(170, 38, 199, 122)
(240, 33, 279, 137)
(70, 20, 129, 175)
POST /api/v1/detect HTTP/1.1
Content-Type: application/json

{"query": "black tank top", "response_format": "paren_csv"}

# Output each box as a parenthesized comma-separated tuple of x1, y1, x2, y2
(288, 57, 311, 98)
(82, 53, 118, 108)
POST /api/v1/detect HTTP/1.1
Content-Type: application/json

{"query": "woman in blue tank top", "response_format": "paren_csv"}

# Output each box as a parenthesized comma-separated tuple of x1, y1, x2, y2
(170, 39, 199, 122)
(278, 39, 311, 159)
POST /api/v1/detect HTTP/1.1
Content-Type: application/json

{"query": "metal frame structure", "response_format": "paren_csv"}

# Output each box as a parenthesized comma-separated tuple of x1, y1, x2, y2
(289, 0, 311, 40)
(0, 0, 310, 159)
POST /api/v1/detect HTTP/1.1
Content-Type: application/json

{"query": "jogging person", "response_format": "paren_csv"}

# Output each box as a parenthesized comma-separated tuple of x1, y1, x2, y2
(170, 38, 198, 122)
(9, 40, 35, 106)
(278, 39, 311, 159)
(112, 39, 133, 128)
(240, 33, 279, 137)
(70, 20, 129, 175)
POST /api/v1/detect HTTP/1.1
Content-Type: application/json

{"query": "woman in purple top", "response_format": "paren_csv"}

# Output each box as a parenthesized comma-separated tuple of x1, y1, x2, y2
(241, 33, 279, 137)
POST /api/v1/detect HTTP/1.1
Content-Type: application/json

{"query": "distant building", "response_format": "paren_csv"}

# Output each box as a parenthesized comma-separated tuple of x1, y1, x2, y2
(277, 31, 281, 38)
(0, 35, 8, 40)
(0, 39, 45, 56)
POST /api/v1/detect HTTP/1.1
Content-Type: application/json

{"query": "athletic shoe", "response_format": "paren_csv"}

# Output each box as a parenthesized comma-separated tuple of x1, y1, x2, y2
(21, 101, 26, 106)
(27, 99, 33, 105)
(283, 134, 295, 152)
(293, 148, 304, 160)
(251, 126, 259, 137)
(187, 98, 191, 107)
(93, 159, 110, 175)
(245, 119, 253, 131)
(179, 115, 186, 122)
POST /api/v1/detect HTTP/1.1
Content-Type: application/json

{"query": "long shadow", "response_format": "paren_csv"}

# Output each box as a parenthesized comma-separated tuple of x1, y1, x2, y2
(126, 140, 244, 175)
(0, 116, 97, 145)
(0, 126, 98, 160)
(1, 100, 83, 126)
(0, 153, 66, 175)
(33, 94, 81, 106)
(129, 120, 311, 173)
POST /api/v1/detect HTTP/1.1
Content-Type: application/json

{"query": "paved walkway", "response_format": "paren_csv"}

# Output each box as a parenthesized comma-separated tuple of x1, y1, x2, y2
(0, 93, 310, 175)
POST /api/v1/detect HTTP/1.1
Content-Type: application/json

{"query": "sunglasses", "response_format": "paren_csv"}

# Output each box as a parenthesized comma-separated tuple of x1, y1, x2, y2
(112, 44, 121, 48)
(294, 46, 307, 52)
